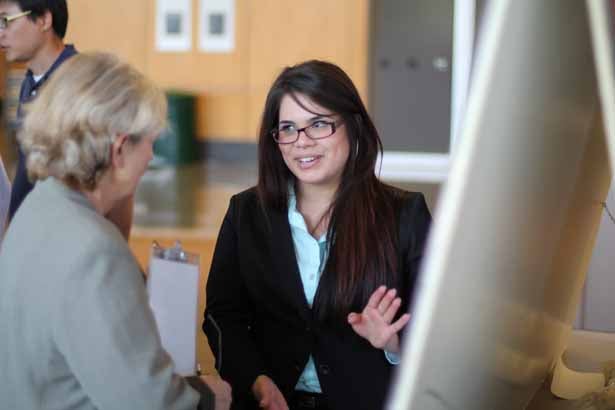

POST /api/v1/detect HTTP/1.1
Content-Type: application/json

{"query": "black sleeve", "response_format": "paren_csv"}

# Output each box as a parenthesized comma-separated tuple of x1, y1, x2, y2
(405, 193, 432, 278)
(399, 192, 432, 312)
(203, 196, 266, 400)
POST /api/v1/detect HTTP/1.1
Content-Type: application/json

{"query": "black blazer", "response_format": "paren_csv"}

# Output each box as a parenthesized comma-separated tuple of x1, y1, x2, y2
(203, 185, 431, 410)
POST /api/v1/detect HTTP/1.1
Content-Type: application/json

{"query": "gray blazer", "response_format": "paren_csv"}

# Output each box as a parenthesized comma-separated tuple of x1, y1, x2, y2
(0, 178, 206, 410)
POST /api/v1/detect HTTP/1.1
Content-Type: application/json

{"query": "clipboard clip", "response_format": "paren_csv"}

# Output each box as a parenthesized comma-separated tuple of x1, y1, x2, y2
(152, 240, 190, 263)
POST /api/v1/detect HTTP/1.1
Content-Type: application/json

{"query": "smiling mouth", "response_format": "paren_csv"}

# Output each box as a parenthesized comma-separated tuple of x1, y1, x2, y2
(295, 155, 323, 168)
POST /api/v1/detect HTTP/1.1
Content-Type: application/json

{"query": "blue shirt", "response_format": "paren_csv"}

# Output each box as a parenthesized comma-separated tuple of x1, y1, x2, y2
(288, 191, 327, 393)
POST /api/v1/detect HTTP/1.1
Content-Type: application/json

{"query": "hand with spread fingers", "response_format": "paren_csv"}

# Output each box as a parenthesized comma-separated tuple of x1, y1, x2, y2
(347, 286, 411, 354)
(252, 375, 289, 410)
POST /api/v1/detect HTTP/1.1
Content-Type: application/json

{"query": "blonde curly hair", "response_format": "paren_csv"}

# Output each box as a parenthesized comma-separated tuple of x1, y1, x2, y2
(18, 52, 167, 190)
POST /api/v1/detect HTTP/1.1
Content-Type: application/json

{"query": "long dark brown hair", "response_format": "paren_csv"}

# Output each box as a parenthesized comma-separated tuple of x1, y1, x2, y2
(257, 60, 398, 323)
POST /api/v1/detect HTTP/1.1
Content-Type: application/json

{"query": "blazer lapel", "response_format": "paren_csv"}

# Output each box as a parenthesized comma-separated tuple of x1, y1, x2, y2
(267, 208, 312, 321)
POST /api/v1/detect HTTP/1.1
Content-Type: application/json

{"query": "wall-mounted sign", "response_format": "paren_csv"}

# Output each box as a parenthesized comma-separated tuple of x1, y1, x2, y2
(156, 0, 192, 52)
(199, 0, 235, 53)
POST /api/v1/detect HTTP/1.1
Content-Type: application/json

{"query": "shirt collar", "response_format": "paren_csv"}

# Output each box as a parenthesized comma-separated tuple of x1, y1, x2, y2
(25, 44, 77, 89)
(287, 186, 303, 229)
(287, 185, 327, 243)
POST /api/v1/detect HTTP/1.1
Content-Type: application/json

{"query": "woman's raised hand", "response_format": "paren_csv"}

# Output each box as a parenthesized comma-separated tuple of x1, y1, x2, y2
(347, 286, 411, 354)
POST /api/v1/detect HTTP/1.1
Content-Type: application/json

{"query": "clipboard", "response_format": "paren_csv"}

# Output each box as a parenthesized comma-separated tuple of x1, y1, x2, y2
(146, 241, 200, 376)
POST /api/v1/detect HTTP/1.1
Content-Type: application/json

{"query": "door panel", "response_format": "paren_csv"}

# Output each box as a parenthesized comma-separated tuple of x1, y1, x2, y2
(370, 0, 454, 153)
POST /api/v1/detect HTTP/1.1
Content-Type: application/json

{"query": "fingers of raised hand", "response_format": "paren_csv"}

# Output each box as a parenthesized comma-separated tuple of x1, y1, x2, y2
(377, 288, 398, 315)
(382, 297, 402, 323)
(390, 313, 411, 333)
(366, 285, 388, 309)
(347, 312, 361, 325)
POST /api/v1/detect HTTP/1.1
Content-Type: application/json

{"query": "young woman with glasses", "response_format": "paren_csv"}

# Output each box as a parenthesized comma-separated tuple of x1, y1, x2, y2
(204, 60, 432, 410)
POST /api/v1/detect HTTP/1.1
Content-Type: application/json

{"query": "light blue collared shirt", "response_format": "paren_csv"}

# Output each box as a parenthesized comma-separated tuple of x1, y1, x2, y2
(288, 191, 327, 393)
(287, 190, 401, 394)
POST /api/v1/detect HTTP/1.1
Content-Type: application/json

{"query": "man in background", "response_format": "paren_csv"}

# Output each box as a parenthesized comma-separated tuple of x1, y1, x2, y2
(0, 0, 133, 238)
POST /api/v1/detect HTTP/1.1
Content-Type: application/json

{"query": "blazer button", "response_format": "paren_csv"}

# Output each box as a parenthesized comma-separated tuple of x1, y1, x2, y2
(318, 364, 330, 375)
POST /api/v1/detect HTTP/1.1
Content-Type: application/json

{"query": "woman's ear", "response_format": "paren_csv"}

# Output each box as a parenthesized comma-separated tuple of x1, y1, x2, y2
(110, 134, 129, 169)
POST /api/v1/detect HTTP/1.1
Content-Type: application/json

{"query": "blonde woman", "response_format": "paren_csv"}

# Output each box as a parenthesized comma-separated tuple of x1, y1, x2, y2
(0, 52, 231, 410)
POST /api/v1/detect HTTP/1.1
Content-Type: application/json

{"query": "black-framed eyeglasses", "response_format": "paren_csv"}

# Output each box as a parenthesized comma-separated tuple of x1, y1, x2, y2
(271, 120, 341, 144)
(0, 10, 31, 30)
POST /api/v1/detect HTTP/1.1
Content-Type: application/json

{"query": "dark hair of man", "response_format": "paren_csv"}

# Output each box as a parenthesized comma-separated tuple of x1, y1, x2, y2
(257, 60, 399, 323)
(1, 0, 68, 38)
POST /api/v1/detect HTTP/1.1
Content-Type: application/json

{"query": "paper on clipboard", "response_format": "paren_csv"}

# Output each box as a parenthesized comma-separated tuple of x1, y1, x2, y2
(147, 241, 200, 376)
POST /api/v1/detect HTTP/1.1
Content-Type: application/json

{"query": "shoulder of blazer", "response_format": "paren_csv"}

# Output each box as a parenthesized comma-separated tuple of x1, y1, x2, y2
(229, 186, 259, 206)
(379, 183, 427, 218)
(227, 187, 281, 233)
(379, 183, 431, 258)
(226, 187, 259, 221)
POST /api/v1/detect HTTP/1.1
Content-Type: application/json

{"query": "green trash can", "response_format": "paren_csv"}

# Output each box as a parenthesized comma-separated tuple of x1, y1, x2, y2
(153, 91, 199, 165)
